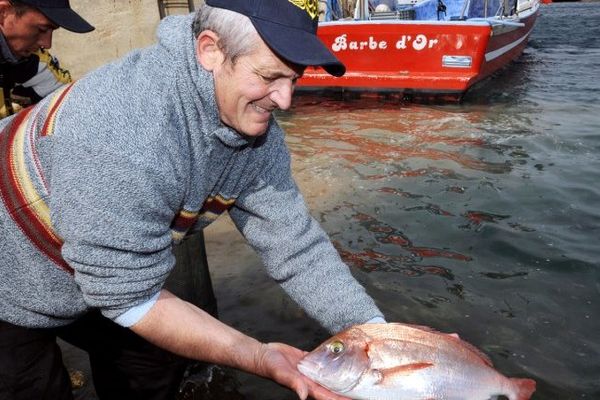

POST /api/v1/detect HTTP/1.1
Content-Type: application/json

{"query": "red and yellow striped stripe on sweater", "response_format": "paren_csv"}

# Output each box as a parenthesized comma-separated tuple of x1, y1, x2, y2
(0, 84, 74, 273)
(0, 85, 235, 274)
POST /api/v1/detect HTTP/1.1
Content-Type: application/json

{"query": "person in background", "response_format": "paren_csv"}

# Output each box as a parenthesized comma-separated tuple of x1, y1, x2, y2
(0, 0, 93, 118)
(0, 1, 386, 399)
(325, 0, 343, 21)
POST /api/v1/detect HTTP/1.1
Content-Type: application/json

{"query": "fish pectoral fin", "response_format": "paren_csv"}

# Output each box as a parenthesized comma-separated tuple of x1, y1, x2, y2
(377, 362, 434, 384)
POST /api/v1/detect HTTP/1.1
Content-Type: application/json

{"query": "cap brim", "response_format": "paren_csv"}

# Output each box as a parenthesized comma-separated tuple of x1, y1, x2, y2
(38, 7, 94, 33)
(250, 18, 345, 77)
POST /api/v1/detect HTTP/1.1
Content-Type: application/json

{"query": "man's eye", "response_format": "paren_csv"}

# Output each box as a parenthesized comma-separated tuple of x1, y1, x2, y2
(260, 75, 277, 83)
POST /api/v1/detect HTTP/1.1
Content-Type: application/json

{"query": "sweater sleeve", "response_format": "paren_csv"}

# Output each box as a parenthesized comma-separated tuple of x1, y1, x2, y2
(228, 126, 384, 334)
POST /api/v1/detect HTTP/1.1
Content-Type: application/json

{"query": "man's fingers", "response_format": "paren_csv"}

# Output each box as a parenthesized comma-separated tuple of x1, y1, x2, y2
(295, 382, 309, 400)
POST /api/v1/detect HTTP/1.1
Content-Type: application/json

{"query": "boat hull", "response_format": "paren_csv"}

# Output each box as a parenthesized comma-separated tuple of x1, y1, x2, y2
(297, 6, 539, 99)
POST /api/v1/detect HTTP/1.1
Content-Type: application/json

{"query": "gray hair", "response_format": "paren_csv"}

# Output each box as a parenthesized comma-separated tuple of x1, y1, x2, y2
(192, 5, 260, 64)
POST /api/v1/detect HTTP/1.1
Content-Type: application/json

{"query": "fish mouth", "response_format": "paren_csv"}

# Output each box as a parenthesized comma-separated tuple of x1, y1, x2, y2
(297, 359, 360, 394)
(297, 359, 321, 380)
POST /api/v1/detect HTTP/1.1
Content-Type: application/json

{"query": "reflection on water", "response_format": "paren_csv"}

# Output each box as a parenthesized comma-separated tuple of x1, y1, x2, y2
(198, 3, 599, 400)
(276, 83, 598, 400)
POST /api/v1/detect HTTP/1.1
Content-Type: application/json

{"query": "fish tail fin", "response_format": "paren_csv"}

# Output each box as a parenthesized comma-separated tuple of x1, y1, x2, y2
(511, 378, 536, 400)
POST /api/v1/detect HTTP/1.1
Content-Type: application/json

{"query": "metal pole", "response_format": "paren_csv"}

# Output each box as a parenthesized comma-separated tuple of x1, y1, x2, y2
(157, 0, 166, 19)
(357, 0, 367, 19)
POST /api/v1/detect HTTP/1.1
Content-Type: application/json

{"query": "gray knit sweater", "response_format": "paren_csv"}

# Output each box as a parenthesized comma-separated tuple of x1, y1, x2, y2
(0, 14, 382, 332)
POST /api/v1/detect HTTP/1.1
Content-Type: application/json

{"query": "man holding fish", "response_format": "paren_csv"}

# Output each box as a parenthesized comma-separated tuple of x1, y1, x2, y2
(0, 0, 386, 399)
(298, 323, 536, 399)
(0, 0, 537, 399)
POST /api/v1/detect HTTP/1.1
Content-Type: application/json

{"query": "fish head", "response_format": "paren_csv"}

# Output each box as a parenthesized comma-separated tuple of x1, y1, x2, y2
(298, 328, 371, 393)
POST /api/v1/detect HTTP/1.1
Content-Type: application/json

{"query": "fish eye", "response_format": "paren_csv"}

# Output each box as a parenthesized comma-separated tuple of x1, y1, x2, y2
(329, 340, 345, 355)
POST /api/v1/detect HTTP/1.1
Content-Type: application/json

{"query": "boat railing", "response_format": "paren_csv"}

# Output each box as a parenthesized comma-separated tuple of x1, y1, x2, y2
(468, 16, 525, 25)
(458, 0, 519, 20)
(370, 9, 417, 19)
(331, 0, 530, 23)
(458, 0, 471, 19)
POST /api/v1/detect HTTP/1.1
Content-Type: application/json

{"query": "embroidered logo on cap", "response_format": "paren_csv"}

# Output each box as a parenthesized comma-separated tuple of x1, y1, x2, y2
(288, 0, 319, 19)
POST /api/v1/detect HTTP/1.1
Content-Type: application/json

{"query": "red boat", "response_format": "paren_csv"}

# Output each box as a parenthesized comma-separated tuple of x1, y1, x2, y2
(297, 0, 540, 100)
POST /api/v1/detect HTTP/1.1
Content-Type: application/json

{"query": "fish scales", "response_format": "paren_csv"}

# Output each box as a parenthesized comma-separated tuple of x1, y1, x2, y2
(298, 323, 536, 400)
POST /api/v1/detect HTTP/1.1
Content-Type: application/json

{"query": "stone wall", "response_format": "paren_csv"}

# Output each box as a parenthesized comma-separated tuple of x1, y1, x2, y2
(52, 0, 203, 79)
(51, 0, 359, 79)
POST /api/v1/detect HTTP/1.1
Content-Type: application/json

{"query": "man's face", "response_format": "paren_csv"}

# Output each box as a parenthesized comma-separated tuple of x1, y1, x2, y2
(211, 39, 305, 137)
(0, 6, 57, 58)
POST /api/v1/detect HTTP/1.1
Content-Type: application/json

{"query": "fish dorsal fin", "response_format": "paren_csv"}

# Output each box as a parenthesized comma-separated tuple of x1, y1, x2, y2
(402, 323, 440, 332)
(409, 326, 494, 367)
(396, 323, 460, 339)
(377, 363, 434, 385)
(449, 337, 494, 367)
(365, 323, 454, 338)
(359, 323, 494, 367)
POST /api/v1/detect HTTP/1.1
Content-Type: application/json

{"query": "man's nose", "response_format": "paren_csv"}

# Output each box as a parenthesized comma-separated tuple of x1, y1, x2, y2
(270, 79, 295, 111)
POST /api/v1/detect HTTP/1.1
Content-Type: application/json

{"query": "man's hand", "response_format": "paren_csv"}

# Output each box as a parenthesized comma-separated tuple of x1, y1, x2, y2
(254, 342, 351, 400)
(131, 291, 349, 399)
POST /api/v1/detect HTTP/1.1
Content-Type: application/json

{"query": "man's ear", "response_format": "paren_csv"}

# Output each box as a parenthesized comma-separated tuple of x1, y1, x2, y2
(0, 1, 13, 25)
(195, 30, 225, 71)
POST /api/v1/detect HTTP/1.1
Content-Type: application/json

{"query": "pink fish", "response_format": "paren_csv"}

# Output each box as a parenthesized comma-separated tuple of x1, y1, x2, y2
(298, 323, 536, 400)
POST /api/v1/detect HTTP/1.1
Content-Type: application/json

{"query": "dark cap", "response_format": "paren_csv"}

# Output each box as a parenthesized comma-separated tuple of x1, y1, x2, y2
(205, 0, 345, 77)
(18, 0, 94, 33)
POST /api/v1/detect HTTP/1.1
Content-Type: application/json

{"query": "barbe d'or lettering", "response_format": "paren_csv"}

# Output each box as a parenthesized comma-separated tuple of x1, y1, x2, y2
(331, 34, 439, 52)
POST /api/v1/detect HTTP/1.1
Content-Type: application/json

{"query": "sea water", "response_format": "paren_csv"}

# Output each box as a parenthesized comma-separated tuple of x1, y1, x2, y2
(201, 3, 599, 399)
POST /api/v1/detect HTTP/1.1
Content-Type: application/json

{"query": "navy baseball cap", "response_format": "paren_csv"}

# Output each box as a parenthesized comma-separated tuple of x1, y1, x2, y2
(18, 0, 94, 33)
(205, 0, 345, 77)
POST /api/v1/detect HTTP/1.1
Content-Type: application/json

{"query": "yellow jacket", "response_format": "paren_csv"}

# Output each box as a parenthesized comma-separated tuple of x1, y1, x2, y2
(0, 49, 71, 118)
